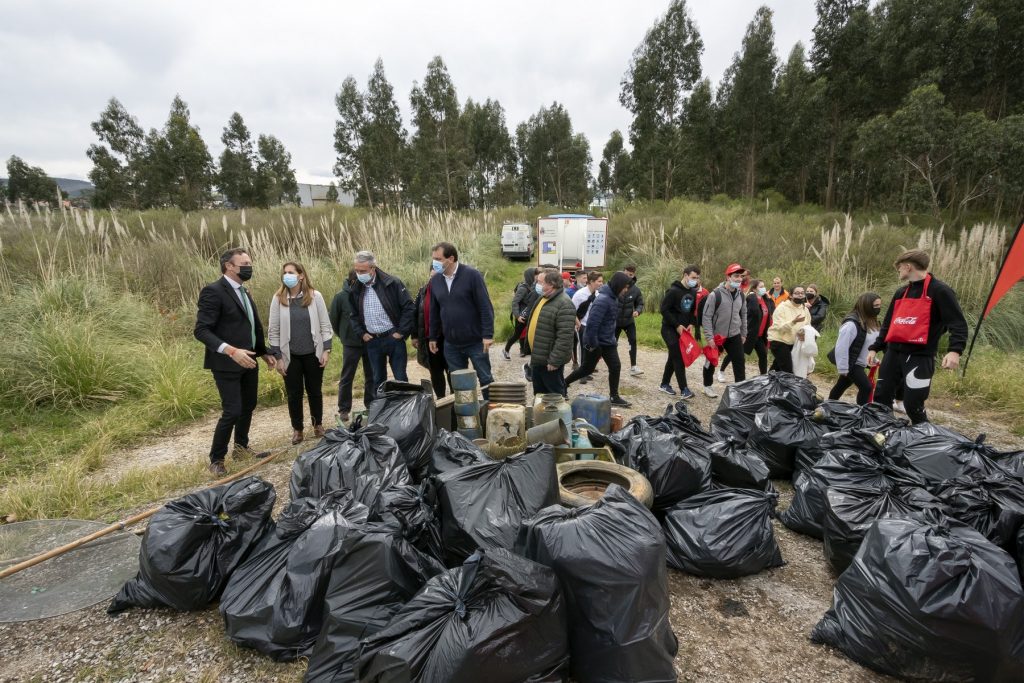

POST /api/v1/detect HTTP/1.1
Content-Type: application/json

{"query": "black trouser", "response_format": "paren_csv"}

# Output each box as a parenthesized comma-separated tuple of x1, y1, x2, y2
(338, 344, 374, 414)
(532, 364, 567, 397)
(615, 323, 638, 366)
(770, 342, 794, 374)
(427, 338, 450, 398)
(284, 352, 324, 430)
(874, 350, 933, 424)
(571, 329, 580, 366)
(749, 337, 769, 375)
(566, 344, 621, 397)
(828, 365, 873, 405)
(661, 326, 688, 391)
(210, 367, 259, 463)
(715, 335, 746, 383)
(505, 319, 528, 354)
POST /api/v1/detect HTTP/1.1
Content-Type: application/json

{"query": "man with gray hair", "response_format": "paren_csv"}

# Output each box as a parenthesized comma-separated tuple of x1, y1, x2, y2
(350, 250, 415, 392)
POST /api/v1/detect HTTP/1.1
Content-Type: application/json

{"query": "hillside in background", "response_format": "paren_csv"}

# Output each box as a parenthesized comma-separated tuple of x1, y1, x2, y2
(0, 176, 94, 198)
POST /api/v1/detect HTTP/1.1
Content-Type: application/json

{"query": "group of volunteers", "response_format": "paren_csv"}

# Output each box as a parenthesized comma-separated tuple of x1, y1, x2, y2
(194, 243, 967, 477)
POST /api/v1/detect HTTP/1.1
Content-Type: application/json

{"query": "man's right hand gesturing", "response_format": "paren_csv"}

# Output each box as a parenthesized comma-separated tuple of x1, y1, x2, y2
(229, 347, 258, 369)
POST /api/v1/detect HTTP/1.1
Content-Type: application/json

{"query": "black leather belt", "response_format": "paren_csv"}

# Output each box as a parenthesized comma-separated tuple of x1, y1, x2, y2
(369, 330, 395, 339)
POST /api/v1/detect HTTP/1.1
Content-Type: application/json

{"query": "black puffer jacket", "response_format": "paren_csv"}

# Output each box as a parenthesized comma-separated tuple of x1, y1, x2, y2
(808, 293, 830, 331)
(616, 277, 645, 327)
(510, 267, 539, 320)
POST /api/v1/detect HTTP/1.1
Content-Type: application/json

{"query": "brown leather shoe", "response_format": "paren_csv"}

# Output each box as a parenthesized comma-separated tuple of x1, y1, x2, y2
(313, 424, 325, 438)
(292, 430, 304, 445)
(232, 444, 270, 460)
(208, 460, 227, 477)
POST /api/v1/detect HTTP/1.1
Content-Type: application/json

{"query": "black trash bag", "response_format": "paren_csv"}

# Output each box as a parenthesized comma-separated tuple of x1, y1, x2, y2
(368, 381, 437, 482)
(710, 371, 819, 441)
(615, 420, 712, 511)
(745, 397, 831, 479)
(708, 437, 773, 492)
(823, 483, 944, 574)
(998, 450, 1024, 480)
(516, 485, 679, 683)
(811, 400, 908, 432)
(303, 525, 444, 683)
(934, 474, 1024, 556)
(781, 443, 924, 539)
(356, 548, 570, 683)
(109, 476, 275, 613)
(794, 428, 889, 473)
(219, 491, 371, 661)
(371, 480, 445, 564)
(662, 488, 784, 579)
(290, 424, 410, 510)
(437, 443, 559, 566)
(649, 401, 715, 444)
(428, 428, 490, 475)
(812, 516, 1024, 682)
(887, 430, 1007, 487)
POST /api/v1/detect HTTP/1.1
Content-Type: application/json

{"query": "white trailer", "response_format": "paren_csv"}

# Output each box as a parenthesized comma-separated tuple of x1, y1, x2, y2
(536, 214, 608, 270)
(500, 222, 534, 259)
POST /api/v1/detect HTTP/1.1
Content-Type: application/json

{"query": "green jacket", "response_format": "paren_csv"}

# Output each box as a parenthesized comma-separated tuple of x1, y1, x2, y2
(328, 281, 362, 348)
(526, 291, 577, 368)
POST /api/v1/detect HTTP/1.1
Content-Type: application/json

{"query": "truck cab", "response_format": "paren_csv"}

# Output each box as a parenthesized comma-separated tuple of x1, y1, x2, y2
(501, 222, 534, 260)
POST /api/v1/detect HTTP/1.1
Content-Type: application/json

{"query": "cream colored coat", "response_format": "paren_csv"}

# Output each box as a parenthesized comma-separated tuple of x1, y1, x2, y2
(268, 290, 333, 371)
(767, 300, 809, 345)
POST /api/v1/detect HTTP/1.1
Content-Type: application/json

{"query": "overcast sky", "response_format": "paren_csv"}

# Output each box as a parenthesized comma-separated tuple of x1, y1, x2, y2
(0, 0, 817, 185)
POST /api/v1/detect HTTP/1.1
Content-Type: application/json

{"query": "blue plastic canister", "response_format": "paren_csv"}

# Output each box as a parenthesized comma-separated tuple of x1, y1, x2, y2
(571, 394, 612, 434)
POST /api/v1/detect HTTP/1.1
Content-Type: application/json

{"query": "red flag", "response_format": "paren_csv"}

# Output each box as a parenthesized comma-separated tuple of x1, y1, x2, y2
(983, 219, 1024, 318)
(963, 218, 1024, 375)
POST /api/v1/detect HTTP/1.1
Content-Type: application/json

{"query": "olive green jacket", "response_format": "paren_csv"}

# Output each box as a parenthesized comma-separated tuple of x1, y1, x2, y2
(526, 291, 577, 368)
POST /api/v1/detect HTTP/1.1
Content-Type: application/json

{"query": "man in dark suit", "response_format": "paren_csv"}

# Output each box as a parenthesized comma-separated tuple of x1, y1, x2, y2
(194, 248, 277, 476)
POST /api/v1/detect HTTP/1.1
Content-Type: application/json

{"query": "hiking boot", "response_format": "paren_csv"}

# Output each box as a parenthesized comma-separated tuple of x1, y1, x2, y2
(702, 386, 719, 398)
(233, 444, 269, 460)
(208, 460, 227, 477)
(658, 384, 677, 396)
(630, 366, 644, 376)
(610, 395, 632, 408)
(681, 387, 695, 400)
(313, 424, 326, 438)
(338, 411, 350, 427)
(292, 430, 304, 445)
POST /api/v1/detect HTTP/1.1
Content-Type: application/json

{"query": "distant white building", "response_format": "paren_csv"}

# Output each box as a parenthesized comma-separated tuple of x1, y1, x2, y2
(297, 183, 355, 208)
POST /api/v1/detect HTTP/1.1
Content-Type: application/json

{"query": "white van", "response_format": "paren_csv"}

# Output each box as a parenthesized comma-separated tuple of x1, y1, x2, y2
(501, 222, 534, 260)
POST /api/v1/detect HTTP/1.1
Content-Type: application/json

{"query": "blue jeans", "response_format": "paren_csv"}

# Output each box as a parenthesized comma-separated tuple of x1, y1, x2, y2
(366, 335, 408, 393)
(444, 340, 493, 397)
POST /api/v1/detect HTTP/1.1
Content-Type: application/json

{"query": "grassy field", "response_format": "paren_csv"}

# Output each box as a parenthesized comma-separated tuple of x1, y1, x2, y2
(0, 199, 1021, 521)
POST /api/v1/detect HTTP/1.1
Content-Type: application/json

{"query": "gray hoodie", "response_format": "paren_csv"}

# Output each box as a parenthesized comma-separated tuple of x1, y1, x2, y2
(702, 284, 748, 341)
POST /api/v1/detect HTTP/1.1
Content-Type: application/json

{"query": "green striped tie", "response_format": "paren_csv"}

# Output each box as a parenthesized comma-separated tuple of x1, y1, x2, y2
(241, 287, 255, 348)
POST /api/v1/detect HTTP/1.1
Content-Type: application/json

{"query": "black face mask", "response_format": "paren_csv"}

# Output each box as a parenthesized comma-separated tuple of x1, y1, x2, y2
(791, 296, 806, 304)
(872, 306, 882, 314)
(807, 294, 816, 300)
(237, 265, 253, 281)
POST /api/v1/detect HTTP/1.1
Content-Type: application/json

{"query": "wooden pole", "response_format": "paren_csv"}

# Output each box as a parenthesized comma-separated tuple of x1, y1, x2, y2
(0, 446, 290, 581)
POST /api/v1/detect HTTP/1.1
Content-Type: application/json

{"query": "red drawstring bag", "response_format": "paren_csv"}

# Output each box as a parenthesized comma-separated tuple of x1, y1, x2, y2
(703, 344, 720, 368)
(678, 328, 703, 367)
(884, 275, 933, 345)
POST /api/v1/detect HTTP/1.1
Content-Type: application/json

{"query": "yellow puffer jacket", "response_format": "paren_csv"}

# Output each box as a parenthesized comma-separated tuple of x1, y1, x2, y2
(768, 300, 809, 345)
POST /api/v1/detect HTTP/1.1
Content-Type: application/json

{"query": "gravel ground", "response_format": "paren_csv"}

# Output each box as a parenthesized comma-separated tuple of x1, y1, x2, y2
(2, 343, 1018, 682)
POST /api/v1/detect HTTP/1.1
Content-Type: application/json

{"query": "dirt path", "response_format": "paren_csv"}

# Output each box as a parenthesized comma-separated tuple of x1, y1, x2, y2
(2, 345, 1018, 682)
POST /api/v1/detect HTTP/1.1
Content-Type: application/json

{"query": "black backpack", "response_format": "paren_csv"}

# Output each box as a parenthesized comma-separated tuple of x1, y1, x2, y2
(576, 292, 596, 321)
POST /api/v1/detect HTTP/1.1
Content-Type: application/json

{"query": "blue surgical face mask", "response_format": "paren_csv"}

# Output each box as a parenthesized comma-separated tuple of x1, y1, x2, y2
(757, 287, 767, 296)
(431, 259, 444, 273)
(356, 272, 372, 284)
(282, 273, 299, 288)
(686, 278, 698, 288)
(535, 283, 544, 295)
(728, 280, 740, 289)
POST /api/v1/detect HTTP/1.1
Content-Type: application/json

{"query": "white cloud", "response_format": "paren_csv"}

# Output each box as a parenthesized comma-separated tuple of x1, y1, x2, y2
(0, 0, 816, 184)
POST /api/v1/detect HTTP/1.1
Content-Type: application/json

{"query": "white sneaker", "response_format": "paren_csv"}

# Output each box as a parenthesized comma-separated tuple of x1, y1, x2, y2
(893, 400, 906, 414)
(630, 366, 644, 376)
(702, 386, 719, 398)
(715, 369, 726, 384)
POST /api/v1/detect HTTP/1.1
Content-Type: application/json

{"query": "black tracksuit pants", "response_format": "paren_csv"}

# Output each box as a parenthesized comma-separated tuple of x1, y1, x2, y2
(566, 345, 622, 397)
(873, 350, 933, 424)
(828, 365, 873, 405)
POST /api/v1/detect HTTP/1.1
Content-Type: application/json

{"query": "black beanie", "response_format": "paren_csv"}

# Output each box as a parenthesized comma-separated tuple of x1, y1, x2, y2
(609, 271, 631, 294)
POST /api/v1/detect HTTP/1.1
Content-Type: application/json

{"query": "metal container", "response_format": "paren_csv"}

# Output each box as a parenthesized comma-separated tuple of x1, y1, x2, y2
(450, 369, 479, 392)
(571, 394, 612, 434)
(533, 393, 573, 431)
(526, 418, 570, 446)
(488, 382, 529, 406)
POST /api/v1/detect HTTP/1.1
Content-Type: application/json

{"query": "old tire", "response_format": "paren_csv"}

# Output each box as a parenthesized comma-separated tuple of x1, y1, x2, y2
(557, 460, 654, 509)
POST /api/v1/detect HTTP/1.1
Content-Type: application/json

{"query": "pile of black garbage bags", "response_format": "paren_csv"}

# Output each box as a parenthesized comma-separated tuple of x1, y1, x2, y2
(109, 381, 679, 682)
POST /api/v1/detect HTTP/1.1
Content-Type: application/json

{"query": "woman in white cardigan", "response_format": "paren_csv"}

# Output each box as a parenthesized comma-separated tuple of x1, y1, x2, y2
(268, 262, 333, 444)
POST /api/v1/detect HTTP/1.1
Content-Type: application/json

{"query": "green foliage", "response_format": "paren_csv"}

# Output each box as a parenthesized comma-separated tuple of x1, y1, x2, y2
(5, 155, 61, 205)
(409, 56, 468, 210)
(515, 103, 592, 207)
(217, 112, 258, 207)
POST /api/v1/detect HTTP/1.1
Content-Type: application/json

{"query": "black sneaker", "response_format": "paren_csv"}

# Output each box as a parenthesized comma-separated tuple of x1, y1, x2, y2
(610, 396, 632, 408)
(502, 349, 511, 360)
(523, 363, 533, 381)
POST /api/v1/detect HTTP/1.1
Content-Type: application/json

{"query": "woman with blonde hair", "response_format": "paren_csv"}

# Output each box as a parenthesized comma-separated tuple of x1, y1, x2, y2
(268, 262, 333, 444)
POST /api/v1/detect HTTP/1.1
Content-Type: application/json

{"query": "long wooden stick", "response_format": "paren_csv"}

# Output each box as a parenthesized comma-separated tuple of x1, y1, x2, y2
(0, 446, 290, 581)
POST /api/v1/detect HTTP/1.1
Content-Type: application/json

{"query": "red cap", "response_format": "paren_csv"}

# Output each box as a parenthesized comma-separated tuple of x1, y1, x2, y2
(725, 263, 746, 276)
(561, 272, 572, 281)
